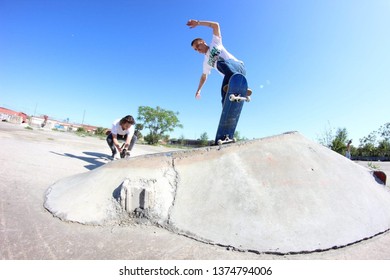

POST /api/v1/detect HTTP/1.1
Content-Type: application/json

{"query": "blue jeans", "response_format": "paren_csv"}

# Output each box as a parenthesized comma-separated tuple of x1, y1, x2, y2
(216, 59, 246, 104)
(106, 133, 137, 156)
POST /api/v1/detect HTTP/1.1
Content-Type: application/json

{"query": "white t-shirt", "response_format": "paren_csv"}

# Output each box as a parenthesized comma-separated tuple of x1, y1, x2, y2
(111, 119, 135, 138)
(202, 35, 240, 75)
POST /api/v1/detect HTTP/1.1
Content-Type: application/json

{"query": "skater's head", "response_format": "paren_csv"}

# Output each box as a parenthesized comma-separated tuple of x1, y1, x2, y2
(120, 115, 135, 130)
(191, 38, 208, 54)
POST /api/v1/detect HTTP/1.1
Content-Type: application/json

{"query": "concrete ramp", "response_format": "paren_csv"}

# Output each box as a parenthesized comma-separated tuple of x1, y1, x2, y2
(44, 132, 390, 254)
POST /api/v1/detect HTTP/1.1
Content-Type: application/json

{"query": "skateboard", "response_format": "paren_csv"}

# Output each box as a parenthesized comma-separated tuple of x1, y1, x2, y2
(120, 143, 131, 159)
(215, 73, 250, 146)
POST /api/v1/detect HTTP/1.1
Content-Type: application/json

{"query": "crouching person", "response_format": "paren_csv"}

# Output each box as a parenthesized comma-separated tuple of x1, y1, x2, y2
(106, 115, 137, 159)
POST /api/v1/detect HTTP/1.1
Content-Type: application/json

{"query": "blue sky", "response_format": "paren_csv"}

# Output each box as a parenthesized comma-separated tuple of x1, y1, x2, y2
(1, 0, 389, 144)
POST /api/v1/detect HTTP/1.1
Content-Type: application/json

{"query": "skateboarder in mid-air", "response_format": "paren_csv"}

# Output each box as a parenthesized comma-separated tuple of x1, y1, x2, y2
(106, 115, 138, 159)
(187, 19, 251, 105)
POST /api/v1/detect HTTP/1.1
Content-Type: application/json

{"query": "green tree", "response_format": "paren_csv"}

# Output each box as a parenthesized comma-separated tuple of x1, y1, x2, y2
(356, 123, 390, 157)
(357, 143, 376, 157)
(331, 128, 349, 155)
(358, 130, 378, 157)
(379, 122, 390, 141)
(360, 131, 377, 147)
(135, 123, 144, 139)
(95, 127, 107, 136)
(234, 130, 248, 141)
(199, 132, 209, 146)
(317, 124, 353, 155)
(377, 139, 390, 157)
(76, 127, 87, 133)
(317, 121, 334, 148)
(137, 106, 183, 145)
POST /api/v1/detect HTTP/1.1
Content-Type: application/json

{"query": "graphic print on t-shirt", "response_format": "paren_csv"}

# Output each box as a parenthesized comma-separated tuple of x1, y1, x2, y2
(207, 46, 221, 68)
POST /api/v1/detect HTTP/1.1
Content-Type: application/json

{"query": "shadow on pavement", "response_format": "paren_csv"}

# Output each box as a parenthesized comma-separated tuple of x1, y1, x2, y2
(50, 151, 111, 170)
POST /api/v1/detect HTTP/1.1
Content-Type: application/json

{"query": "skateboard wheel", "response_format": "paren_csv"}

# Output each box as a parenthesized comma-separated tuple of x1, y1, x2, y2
(246, 96, 251, 102)
(233, 138, 237, 143)
(229, 94, 236, 102)
(217, 139, 223, 146)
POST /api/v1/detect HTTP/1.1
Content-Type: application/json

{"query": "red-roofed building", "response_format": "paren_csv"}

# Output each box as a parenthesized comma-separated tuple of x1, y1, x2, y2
(0, 107, 28, 123)
(1, 107, 107, 133)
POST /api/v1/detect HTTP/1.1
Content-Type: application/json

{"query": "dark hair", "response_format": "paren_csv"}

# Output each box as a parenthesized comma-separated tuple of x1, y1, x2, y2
(191, 38, 203, 47)
(120, 115, 135, 125)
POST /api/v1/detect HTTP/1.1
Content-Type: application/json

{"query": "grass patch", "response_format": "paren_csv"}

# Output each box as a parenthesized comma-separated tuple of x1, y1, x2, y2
(367, 162, 381, 170)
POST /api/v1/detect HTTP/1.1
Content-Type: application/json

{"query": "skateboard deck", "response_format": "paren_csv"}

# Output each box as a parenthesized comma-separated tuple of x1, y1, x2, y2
(215, 73, 250, 145)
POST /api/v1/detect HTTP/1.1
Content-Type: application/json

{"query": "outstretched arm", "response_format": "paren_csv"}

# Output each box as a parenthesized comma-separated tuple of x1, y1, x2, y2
(195, 73, 208, 99)
(186, 19, 221, 37)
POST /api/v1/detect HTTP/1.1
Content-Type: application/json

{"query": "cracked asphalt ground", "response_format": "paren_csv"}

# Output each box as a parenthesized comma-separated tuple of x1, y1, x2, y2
(1, 121, 390, 260)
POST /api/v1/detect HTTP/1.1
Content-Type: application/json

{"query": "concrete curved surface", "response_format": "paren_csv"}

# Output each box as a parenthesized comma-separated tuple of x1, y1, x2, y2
(44, 132, 390, 254)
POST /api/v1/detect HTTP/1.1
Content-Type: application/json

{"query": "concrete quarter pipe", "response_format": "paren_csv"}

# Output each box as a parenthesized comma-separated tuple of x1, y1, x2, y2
(44, 132, 390, 254)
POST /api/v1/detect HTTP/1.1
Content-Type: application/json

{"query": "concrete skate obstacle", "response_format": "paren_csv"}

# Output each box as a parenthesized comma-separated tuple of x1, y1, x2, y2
(44, 132, 390, 254)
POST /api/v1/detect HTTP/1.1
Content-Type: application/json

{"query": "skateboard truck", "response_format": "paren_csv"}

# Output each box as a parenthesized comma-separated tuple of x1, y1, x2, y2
(217, 135, 236, 147)
(229, 94, 251, 103)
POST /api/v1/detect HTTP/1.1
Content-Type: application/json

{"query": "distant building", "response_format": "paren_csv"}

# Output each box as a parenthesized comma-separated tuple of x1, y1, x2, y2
(1, 106, 107, 133)
(0, 107, 28, 123)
